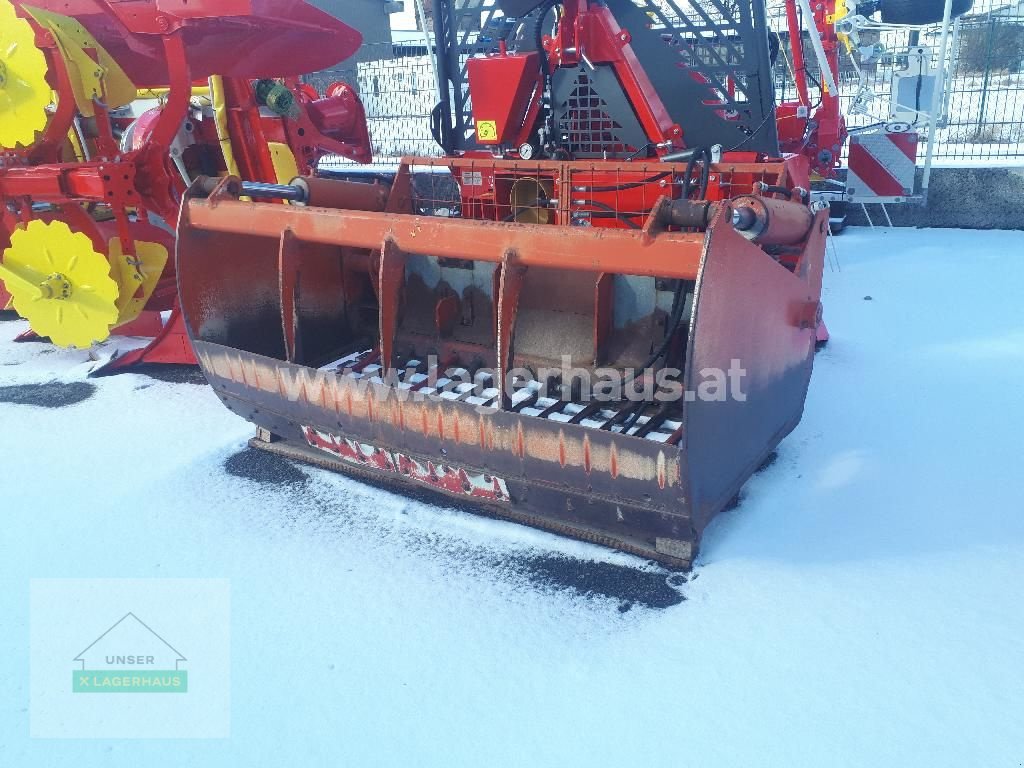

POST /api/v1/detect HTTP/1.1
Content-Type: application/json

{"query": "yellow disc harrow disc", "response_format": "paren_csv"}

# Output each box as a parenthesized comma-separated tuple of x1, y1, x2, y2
(0, 220, 119, 348)
(0, 0, 52, 149)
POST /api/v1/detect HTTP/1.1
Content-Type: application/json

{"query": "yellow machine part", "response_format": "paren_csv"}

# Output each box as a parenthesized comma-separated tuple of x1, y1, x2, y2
(23, 5, 136, 116)
(0, 0, 52, 149)
(269, 142, 301, 185)
(209, 76, 241, 178)
(107, 236, 168, 328)
(0, 220, 119, 348)
(211, 77, 302, 195)
(828, 0, 854, 53)
(65, 124, 86, 161)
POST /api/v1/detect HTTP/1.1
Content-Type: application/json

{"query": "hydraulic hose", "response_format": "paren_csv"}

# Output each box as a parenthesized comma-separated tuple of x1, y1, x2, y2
(573, 172, 671, 194)
(682, 146, 712, 200)
(533, 0, 560, 156)
(618, 146, 713, 401)
(578, 200, 641, 229)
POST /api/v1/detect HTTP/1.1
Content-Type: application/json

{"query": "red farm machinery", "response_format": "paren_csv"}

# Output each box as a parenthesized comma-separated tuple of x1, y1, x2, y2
(0, 0, 371, 371)
(173, 0, 832, 568)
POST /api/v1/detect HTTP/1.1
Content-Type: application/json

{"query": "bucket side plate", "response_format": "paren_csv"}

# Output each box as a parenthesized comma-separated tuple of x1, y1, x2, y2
(683, 209, 827, 533)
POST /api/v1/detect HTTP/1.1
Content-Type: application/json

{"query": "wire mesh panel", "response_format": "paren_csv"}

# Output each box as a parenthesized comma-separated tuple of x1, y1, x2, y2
(942, 12, 1024, 161)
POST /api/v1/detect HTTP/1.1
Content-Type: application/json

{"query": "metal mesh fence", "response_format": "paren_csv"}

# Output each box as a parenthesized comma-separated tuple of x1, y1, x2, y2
(767, 1, 1024, 164)
(940, 12, 1024, 157)
(305, 41, 441, 159)
(313, 0, 1024, 167)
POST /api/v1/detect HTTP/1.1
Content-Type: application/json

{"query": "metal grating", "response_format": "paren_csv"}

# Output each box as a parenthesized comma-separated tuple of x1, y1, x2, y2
(319, 349, 685, 444)
(553, 67, 646, 157)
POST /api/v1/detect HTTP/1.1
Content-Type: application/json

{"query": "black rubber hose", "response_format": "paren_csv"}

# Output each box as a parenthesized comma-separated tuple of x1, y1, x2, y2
(621, 146, 710, 387)
(636, 280, 689, 373)
(431, 2, 454, 152)
(682, 151, 698, 200)
(574, 172, 671, 193)
(579, 200, 642, 229)
(681, 147, 711, 200)
(430, 103, 446, 150)
(758, 183, 809, 203)
(698, 150, 711, 198)
(533, 0, 560, 155)
(534, 0, 558, 71)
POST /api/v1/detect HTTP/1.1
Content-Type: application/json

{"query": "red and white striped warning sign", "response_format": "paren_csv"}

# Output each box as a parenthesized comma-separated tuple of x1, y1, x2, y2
(846, 132, 919, 203)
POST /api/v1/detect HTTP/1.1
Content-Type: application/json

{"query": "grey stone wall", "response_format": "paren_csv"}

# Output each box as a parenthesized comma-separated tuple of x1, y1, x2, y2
(844, 167, 1024, 230)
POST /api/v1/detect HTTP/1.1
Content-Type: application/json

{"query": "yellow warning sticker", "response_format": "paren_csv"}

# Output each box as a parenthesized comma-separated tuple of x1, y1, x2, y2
(476, 120, 498, 141)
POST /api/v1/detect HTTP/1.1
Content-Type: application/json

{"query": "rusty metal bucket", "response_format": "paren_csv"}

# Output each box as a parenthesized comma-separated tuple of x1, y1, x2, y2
(175, 157, 826, 568)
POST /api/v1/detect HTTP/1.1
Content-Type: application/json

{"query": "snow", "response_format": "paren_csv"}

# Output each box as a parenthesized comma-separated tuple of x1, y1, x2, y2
(2, 227, 1023, 765)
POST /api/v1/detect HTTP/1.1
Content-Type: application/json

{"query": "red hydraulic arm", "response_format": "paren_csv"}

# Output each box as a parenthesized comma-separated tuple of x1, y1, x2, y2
(778, 0, 847, 177)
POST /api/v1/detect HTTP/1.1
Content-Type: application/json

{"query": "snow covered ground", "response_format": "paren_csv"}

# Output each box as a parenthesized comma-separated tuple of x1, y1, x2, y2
(1, 226, 1022, 765)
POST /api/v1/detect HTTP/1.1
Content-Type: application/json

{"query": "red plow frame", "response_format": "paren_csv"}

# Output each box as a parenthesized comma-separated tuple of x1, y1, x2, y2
(0, 0, 369, 371)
